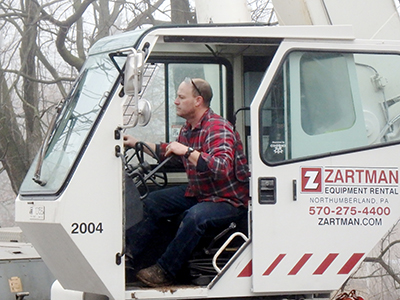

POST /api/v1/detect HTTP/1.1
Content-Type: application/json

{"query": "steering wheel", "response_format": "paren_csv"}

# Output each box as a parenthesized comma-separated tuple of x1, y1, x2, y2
(125, 141, 168, 199)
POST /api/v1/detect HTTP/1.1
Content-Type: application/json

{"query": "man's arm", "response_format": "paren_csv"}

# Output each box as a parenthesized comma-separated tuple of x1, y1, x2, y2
(123, 135, 157, 158)
(165, 141, 200, 166)
(197, 122, 236, 178)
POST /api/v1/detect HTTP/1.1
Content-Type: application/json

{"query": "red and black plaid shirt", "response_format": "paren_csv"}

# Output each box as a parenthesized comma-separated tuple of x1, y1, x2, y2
(159, 109, 250, 208)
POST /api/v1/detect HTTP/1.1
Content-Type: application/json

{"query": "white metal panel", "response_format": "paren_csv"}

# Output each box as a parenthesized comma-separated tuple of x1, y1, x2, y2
(250, 39, 400, 293)
(195, 0, 251, 24)
(16, 89, 125, 300)
(273, 0, 314, 25)
(272, 0, 400, 40)
(147, 24, 354, 41)
(0, 242, 40, 260)
(323, 0, 400, 39)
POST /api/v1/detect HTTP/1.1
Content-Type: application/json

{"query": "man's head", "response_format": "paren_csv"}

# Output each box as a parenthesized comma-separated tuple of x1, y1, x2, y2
(174, 78, 213, 123)
(186, 78, 213, 106)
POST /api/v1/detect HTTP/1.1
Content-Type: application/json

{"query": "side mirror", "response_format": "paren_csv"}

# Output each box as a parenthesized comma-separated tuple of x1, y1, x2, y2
(123, 49, 151, 128)
(124, 49, 145, 96)
(130, 99, 152, 127)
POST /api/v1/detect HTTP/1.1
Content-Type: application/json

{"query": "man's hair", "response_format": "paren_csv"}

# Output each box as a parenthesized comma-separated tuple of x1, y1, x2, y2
(191, 78, 213, 106)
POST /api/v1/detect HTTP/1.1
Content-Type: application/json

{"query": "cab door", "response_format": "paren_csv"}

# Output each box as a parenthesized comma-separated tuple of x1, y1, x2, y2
(15, 51, 126, 300)
(251, 40, 400, 293)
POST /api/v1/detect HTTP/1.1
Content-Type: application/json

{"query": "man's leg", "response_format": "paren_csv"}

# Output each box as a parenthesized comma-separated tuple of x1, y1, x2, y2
(126, 185, 197, 259)
(158, 201, 246, 278)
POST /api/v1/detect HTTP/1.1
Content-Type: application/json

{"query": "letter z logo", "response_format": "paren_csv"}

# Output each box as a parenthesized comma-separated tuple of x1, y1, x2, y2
(301, 167, 322, 193)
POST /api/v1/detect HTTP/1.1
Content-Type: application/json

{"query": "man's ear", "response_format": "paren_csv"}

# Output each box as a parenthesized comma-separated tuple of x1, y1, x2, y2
(194, 95, 204, 107)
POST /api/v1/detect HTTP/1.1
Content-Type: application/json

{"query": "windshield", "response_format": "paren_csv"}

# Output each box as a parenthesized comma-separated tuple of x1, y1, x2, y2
(20, 52, 120, 196)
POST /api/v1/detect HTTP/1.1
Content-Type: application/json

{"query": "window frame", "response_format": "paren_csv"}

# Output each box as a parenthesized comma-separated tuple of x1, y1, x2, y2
(258, 45, 400, 166)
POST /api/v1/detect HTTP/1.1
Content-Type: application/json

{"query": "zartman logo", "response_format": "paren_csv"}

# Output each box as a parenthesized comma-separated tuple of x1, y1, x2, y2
(301, 167, 322, 193)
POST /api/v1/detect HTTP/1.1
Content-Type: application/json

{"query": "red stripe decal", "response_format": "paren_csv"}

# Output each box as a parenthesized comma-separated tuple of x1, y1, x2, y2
(238, 260, 252, 277)
(263, 254, 286, 276)
(338, 253, 365, 274)
(313, 253, 339, 275)
(288, 253, 313, 275)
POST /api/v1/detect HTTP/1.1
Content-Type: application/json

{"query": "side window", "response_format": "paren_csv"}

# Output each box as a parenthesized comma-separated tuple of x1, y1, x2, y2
(126, 62, 227, 145)
(300, 53, 356, 135)
(260, 51, 400, 163)
(167, 63, 226, 141)
(124, 63, 166, 143)
(260, 64, 286, 163)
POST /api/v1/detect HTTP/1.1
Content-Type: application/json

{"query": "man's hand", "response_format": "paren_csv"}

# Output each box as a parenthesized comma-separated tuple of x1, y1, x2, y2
(123, 135, 138, 148)
(166, 142, 200, 166)
(165, 141, 187, 157)
(124, 135, 157, 157)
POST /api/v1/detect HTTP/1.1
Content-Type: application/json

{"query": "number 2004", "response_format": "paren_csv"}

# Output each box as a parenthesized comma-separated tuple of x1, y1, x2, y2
(71, 222, 104, 234)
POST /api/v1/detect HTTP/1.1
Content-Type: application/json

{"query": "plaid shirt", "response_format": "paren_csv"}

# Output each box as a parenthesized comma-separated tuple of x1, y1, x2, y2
(159, 109, 250, 208)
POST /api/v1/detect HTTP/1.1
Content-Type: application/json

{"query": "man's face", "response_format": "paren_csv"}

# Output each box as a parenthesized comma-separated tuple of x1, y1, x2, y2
(174, 81, 197, 119)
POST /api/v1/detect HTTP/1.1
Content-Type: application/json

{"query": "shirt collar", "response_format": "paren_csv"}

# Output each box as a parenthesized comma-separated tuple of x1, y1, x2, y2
(184, 108, 212, 131)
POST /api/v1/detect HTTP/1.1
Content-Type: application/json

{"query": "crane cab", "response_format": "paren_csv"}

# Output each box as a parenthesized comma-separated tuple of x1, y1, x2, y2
(15, 23, 400, 300)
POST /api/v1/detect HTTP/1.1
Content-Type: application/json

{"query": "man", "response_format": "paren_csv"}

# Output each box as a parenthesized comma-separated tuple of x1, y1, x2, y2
(124, 77, 250, 287)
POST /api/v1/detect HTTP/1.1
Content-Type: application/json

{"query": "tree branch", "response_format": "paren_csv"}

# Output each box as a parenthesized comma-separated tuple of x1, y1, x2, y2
(364, 256, 400, 285)
(126, 0, 166, 31)
(0, 68, 75, 85)
(32, 0, 96, 71)
(0, 70, 30, 193)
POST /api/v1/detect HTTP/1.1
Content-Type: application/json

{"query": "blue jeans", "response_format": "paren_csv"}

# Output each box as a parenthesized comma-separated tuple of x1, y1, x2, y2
(126, 185, 246, 278)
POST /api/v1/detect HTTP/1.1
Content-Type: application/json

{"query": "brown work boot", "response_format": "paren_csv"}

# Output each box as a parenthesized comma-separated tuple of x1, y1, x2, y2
(136, 264, 173, 287)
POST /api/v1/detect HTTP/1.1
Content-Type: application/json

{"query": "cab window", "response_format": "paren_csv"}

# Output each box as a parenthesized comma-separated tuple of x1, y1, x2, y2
(126, 62, 227, 145)
(260, 51, 400, 163)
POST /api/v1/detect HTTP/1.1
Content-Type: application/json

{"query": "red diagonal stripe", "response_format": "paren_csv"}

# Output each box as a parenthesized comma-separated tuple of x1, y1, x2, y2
(263, 254, 286, 276)
(313, 253, 339, 275)
(288, 253, 313, 275)
(338, 253, 365, 274)
(238, 260, 252, 277)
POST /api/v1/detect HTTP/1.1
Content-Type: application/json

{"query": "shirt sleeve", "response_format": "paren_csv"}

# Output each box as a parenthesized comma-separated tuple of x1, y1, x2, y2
(198, 120, 236, 179)
(156, 142, 184, 168)
(196, 155, 208, 172)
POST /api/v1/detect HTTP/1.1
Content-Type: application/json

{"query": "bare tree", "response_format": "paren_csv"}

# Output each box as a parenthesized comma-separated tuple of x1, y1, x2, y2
(171, 0, 196, 24)
(0, 0, 196, 197)
(37, 0, 97, 71)
(0, 0, 95, 194)
(248, 0, 276, 24)
(0, 0, 275, 222)
(336, 221, 400, 300)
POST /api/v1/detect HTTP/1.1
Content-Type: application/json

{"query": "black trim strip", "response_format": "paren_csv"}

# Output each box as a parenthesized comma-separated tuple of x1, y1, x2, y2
(164, 35, 282, 45)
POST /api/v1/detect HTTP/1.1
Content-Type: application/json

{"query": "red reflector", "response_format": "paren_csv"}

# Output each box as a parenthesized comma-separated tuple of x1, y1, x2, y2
(263, 254, 286, 276)
(313, 253, 339, 275)
(238, 260, 252, 277)
(338, 253, 364, 274)
(288, 253, 313, 275)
